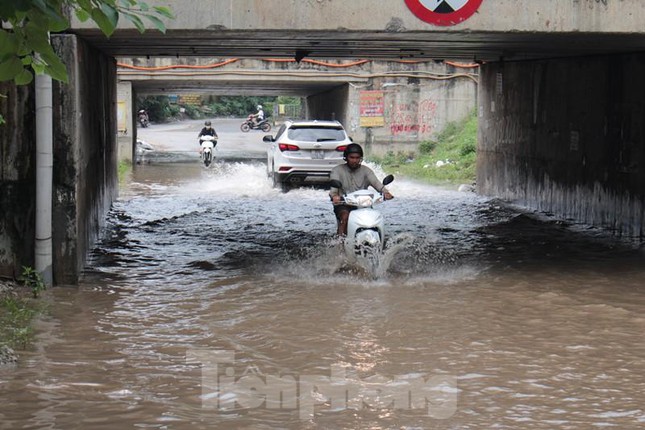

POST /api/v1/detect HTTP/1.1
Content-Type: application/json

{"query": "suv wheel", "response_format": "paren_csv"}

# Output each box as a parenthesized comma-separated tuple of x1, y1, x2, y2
(272, 172, 289, 192)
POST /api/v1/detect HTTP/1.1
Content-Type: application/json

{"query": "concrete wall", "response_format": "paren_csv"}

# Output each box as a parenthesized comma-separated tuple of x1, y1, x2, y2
(304, 64, 477, 158)
(51, 35, 118, 284)
(75, 0, 645, 34)
(478, 55, 645, 238)
(0, 35, 117, 282)
(0, 82, 36, 278)
(348, 64, 477, 157)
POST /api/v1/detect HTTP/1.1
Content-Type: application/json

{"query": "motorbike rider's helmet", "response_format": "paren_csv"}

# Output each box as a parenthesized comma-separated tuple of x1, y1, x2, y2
(204, 121, 211, 126)
(343, 143, 364, 160)
(257, 105, 263, 110)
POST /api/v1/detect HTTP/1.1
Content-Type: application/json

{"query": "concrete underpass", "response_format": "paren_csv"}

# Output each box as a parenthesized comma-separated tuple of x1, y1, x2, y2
(116, 57, 478, 163)
(3, 0, 645, 283)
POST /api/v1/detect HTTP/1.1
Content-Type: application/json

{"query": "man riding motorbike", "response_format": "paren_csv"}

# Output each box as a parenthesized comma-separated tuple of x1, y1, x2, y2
(198, 120, 218, 152)
(250, 105, 264, 126)
(329, 143, 393, 236)
(137, 109, 149, 126)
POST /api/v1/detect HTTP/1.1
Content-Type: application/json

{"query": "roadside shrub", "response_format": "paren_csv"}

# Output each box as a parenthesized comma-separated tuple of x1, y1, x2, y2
(371, 150, 412, 167)
(460, 141, 477, 156)
(419, 140, 437, 154)
(181, 104, 202, 119)
(374, 110, 478, 185)
(19, 266, 45, 298)
(138, 95, 174, 123)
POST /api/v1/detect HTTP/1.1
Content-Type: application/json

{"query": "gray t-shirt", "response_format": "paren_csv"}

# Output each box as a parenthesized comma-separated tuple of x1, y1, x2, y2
(329, 164, 385, 197)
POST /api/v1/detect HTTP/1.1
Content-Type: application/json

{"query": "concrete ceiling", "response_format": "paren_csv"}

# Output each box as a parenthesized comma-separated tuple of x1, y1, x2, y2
(126, 76, 359, 97)
(93, 28, 645, 96)
(72, 29, 645, 62)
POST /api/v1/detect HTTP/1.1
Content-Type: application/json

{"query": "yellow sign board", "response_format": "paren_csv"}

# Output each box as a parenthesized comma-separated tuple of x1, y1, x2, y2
(117, 101, 127, 133)
(359, 90, 384, 128)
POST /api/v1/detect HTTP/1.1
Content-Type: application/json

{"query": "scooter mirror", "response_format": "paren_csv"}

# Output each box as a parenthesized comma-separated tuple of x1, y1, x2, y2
(382, 174, 394, 186)
(329, 179, 343, 189)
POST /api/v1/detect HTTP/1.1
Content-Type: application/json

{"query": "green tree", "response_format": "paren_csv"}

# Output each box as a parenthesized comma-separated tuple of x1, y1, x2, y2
(0, 0, 174, 86)
(137, 95, 179, 122)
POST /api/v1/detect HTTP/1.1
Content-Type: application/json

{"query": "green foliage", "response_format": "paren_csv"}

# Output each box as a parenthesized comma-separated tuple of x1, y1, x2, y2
(372, 111, 478, 185)
(276, 96, 301, 105)
(460, 140, 477, 156)
(207, 96, 276, 118)
(137, 95, 175, 122)
(181, 103, 202, 120)
(419, 139, 437, 155)
(137, 95, 280, 121)
(376, 150, 414, 166)
(0, 1, 174, 86)
(118, 159, 130, 183)
(0, 296, 36, 349)
(19, 266, 46, 298)
(1, 269, 48, 350)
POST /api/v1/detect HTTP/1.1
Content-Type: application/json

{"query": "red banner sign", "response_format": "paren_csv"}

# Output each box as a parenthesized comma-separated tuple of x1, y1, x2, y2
(405, 0, 483, 26)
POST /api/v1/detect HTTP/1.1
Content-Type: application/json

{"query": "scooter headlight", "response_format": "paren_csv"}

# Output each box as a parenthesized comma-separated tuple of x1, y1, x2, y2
(355, 229, 381, 246)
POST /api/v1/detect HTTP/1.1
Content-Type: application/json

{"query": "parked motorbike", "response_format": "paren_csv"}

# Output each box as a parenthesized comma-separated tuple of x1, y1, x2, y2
(240, 115, 271, 133)
(137, 110, 149, 128)
(330, 174, 394, 275)
(199, 135, 217, 167)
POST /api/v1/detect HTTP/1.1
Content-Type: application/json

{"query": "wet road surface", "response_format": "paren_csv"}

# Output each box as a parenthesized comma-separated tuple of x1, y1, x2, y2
(2, 121, 645, 429)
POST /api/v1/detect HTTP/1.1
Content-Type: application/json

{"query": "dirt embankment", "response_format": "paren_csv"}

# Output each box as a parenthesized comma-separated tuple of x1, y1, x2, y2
(0, 279, 20, 366)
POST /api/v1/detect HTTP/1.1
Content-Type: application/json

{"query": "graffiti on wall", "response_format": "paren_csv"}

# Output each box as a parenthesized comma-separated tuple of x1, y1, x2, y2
(389, 98, 438, 136)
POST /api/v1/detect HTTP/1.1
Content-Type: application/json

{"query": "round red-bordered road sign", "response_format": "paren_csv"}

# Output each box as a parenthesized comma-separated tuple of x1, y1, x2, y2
(405, 0, 484, 26)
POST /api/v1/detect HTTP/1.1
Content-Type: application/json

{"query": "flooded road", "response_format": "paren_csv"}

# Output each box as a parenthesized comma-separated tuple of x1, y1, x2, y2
(2, 122, 645, 429)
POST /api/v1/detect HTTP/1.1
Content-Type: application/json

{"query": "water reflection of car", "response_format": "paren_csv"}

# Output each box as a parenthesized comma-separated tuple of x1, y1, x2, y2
(263, 119, 352, 191)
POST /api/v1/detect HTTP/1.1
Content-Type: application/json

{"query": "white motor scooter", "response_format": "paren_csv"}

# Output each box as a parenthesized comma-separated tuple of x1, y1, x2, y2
(330, 175, 394, 274)
(199, 135, 217, 167)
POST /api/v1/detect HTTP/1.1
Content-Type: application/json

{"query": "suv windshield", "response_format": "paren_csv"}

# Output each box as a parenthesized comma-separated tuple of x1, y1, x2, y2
(287, 126, 346, 142)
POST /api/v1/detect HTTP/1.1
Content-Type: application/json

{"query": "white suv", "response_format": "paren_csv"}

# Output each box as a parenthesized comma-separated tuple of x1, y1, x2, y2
(264, 120, 353, 191)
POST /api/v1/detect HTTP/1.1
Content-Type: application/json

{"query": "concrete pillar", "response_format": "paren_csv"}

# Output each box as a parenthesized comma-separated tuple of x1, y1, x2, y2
(51, 34, 119, 284)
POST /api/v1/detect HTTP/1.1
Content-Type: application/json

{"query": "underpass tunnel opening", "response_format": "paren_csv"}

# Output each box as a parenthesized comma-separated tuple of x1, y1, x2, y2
(122, 67, 356, 164)
(117, 55, 480, 164)
(126, 83, 351, 126)
(306, 84, 350, 127)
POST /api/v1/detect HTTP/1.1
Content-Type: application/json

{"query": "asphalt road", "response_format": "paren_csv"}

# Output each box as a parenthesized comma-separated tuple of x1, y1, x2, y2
(136, 117, 270, 161)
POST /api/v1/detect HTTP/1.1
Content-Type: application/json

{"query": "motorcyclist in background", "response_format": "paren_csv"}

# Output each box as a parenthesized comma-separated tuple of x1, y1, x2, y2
(250, 105, 265, 126)
(137, 109, 149, 125)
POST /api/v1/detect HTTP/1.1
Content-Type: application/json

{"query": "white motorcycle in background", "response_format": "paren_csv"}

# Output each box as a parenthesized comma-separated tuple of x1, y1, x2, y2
(330, 174, 394, 274)
(199, 135, 217, 167)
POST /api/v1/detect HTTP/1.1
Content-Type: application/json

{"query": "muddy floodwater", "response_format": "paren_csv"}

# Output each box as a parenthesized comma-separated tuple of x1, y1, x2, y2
(2, 126, 645, 429)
